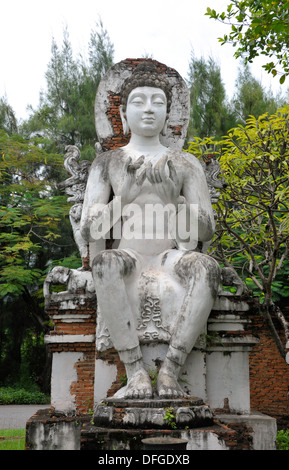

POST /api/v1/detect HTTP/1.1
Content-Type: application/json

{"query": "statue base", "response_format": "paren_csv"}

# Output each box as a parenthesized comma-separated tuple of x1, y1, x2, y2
(80, 397, 253, 450)
(25, 405, 276, 450)
(93, 396, 213, 429)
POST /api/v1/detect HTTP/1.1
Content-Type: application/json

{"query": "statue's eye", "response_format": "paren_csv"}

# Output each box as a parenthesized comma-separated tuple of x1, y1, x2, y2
(153, 99, 165, 105)
(131, 98, 144, 105)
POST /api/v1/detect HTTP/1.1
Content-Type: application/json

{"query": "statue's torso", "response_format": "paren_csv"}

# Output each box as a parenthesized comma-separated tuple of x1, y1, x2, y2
(95, 147, 199, 255)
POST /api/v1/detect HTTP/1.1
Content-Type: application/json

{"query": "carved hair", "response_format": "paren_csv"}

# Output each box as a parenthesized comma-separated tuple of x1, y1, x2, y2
(120, 61, 172, 113)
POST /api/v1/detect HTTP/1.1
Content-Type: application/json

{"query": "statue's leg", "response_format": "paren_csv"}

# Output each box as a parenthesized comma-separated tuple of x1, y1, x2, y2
(157, 251, 220, 398)
(92, 249, 152, 399)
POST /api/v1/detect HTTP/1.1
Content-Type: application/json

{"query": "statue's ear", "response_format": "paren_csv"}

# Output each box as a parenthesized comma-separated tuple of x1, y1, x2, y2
(161, 117, 169, 137)
(119, 105, 130, 136)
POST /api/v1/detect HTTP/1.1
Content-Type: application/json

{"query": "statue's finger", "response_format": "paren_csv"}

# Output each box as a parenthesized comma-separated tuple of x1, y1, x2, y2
(146, 162, 155, 184)
(135, 155, 145, 166)
(124, 157, 132, 172)
(136, 167, 147, 186)
(127, 155, 145, 173)
(157, 154, 168, 181)
(168, 160, 179, 183)
(153, 167, 162, 183)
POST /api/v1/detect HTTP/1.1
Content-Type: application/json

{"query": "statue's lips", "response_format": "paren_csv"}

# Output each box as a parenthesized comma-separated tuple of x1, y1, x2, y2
(142, 117, 155, 123)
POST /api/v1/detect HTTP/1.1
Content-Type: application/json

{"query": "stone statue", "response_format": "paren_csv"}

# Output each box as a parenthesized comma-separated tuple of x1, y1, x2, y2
(79, 61, 221, 400)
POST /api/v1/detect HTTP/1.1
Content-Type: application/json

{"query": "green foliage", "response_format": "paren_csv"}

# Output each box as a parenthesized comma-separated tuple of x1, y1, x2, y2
(88, 18, 114, 78)
(148, 368, 159, 387)
(206, 1, 289, 83)
(186, 53, 284, 140)
(0, 386, 49, 404)
(0, 130, 70, 298)
(187, 54, 233, 139)
(276, 429, 289, 450)
(163, 407, 177, 429)
(0, 130, 74, 390)
(23, 21, 114, 156)
(45, 253, 82, 271)
(232, 62, 284, 124)
(0, 20, 114, 393)
(188, 105, 289, 358)
(188, 106, 289, 304)
(0, 97, 18, 134)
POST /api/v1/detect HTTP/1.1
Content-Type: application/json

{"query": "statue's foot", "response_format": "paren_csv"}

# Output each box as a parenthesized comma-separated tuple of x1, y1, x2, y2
(157, 369, 186, 399)
(124, 368, 153, 399)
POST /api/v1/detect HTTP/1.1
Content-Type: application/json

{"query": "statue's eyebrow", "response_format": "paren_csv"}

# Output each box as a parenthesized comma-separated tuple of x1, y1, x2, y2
(152, 92, 166, 100)
(128, 92, 145, 101)
(128, 91, 166, 101)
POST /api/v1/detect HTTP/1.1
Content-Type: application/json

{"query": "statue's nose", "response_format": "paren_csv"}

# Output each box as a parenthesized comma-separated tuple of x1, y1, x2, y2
(144, 100, 154, 113)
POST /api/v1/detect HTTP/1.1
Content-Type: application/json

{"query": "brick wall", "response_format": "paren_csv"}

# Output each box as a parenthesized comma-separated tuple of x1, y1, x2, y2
(249, 307, 289, 421)
(46, 293, 97, 414)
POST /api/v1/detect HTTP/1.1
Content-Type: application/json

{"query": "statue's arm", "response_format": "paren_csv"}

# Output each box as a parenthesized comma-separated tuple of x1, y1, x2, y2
(181, 156, 215, 243)
(80, 158, 112, 243)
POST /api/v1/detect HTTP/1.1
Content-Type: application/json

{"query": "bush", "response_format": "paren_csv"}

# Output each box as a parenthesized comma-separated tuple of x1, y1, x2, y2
(276, 429, 289, 450)
(0, 386, 49, 405)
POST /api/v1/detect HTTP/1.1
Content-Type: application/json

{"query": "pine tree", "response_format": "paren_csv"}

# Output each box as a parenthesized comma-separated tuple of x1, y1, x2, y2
(0, 96, 18, 134)
(187, 53, 235, 140)
(23, 21, 114, 158)
(232, 62, 285, 123)
(88, 19, 114, 81)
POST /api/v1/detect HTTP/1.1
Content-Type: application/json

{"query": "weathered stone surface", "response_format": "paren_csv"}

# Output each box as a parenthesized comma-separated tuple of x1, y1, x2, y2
(93, 397, 214, 429)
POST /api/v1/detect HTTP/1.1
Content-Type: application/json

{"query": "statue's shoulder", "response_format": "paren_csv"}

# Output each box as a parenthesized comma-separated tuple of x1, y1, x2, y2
(89, 148, 125, 178)
(170, 148, 203, 172)
(91, 148, 124, 166)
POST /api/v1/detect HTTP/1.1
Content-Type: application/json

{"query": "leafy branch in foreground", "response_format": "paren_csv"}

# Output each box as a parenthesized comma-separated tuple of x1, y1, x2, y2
(206, 1, 289, 83)
(187, 105, 289, 360)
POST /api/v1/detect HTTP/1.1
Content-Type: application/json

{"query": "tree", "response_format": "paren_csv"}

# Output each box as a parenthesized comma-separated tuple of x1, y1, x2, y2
(232, 62, 285, 123)
(0, 130, 73, 386)
(0, 21, 114, 389)
(206, 1, 289, 84)
(187, 53, 235, 139)
(23, 21, 114, 158)
(0, 97, 18, 135)
(187, 106, 289, 362)
(88, 18, 114, 79)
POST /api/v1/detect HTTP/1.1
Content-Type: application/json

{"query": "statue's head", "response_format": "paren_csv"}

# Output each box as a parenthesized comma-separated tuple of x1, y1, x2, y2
(120, 62, 172, 113)
(120, 62, 172, 137)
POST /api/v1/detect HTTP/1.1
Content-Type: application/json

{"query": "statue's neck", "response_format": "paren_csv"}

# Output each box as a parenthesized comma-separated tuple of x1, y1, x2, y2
(123, 134, 166, 155)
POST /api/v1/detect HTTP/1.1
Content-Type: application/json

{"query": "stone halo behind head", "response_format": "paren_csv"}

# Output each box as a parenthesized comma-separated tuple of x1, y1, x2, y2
(94, 58, 190, 151)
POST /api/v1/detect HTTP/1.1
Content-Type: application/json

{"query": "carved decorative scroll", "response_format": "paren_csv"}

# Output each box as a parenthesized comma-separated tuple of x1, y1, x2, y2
(58, 145, 92, 262)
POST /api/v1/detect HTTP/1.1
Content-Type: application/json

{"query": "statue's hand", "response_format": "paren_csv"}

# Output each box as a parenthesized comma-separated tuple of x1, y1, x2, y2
(147, 155, 183, 207)
(119, 155, 146, 206)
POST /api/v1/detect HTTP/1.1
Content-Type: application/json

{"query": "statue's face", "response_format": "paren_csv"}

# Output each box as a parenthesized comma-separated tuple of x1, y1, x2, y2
(125, 86, 167, 137)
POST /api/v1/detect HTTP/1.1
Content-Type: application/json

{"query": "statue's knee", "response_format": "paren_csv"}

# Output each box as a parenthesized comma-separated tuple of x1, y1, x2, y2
(205, 256, 221, 285)
(92, 249, 136, 279)
(175, 252, 220, 287)
(195, 254, 220, 284)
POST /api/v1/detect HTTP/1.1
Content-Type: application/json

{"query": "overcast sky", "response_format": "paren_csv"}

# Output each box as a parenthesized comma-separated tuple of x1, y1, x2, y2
(1, 0, 285, 121)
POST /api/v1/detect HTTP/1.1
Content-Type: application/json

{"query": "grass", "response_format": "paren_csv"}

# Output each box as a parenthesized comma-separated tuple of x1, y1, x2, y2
(0, 429, 26, 450)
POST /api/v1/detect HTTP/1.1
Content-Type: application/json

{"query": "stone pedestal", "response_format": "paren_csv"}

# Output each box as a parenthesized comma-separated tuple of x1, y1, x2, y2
(93, 397, 214, 429)
(25, 291, 277, 450)
(43, 290, 259, 416)
(80, 397, 253, 450)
